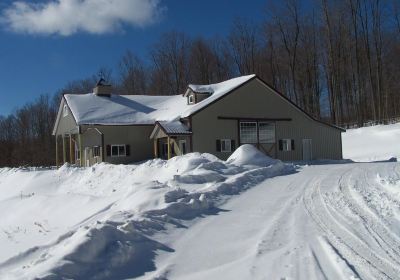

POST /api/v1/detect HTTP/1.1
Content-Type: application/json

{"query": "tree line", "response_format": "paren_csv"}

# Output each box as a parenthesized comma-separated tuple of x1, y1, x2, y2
(1, 0, 399, 167)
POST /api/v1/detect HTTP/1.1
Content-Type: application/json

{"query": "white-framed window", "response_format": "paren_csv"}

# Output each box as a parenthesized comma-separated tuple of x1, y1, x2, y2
(259, 122, 275, 143)
(93, 146, 101, 158)
(240, 122, 257, 143)
(111, 145, 126, 157)
(188, 95, 195, 104)
(220, 139, 232, 152)
(63, 104, 68, 117)
(179, 140, 187, 155)
(280, 139, 293, 151)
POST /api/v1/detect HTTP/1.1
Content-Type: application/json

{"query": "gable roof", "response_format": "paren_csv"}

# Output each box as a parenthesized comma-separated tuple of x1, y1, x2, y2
(157, 121, 192, 135)
(59, 75, 256, 126)
(64, 94, 186, 125)
(54, 74, 344, 132)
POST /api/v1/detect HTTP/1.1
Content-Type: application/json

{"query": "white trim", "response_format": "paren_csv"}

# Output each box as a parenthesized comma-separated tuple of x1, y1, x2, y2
(220, 139, 232, 153)
(258, 78, 344, 132)
(239, 121, 258, 144)
(63, 104, 69, 117)
(111, 144, 126, 157)
(52, 98, 65, 135)
(282, 139, 292, 152)
(188, 95, 195, 104)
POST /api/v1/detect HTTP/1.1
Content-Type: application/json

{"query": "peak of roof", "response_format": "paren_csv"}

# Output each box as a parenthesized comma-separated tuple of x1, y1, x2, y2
(187, 74, 256, 95)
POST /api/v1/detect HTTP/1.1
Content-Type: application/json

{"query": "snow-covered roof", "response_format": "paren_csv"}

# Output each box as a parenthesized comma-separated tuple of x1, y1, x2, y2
(65, 94, 187, 125)
(157, 121, 192, 135)
(181, 74, 255, 118)
(63, 74, 256, 126)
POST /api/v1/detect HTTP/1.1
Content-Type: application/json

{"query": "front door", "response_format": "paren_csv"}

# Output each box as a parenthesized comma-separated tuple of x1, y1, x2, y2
(302, 139, 312, 161)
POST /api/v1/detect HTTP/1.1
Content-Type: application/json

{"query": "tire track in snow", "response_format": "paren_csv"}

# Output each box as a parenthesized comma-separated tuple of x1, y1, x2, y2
(303, 166, 400, 280)
(337, 167, 400, 266)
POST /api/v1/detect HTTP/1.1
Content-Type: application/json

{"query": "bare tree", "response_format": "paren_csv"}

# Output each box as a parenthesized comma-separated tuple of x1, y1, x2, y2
(119, 51, 147, 95)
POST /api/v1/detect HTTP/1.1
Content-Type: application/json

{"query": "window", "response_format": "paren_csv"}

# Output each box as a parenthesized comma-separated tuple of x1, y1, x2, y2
(259, 122, 275, 143)
(220, 139, 232, 152)
(216, 139, 235, 153)
(93, 146, 100, 158)
(188, 95, 195, 104)
(240, 122, 257, 143)
(279, 139, 294, 152)
(63, 104, 68, 117)
(111, 145, 126, 157)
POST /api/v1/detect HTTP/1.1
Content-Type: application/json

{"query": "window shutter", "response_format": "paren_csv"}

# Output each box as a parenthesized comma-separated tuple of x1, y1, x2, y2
(216, 140, 221, 152)
(126, 145, 130, 156)
(291, 139, 295, 150)
(279, 140, 283, 151)
(231, 140, 236, 151)
(106, 145, 111, 156)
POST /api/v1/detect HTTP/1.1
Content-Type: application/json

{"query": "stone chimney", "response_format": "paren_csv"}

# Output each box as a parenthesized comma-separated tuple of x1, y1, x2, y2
(93, 78, 112, 97)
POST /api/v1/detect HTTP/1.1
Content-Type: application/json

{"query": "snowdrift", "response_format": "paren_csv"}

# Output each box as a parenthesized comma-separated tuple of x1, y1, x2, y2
(0, 145, 295, 279)
(343, 122, 400, 162)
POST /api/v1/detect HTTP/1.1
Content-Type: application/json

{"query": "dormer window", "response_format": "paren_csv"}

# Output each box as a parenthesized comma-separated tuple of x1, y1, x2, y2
(188, 95, 195, 104)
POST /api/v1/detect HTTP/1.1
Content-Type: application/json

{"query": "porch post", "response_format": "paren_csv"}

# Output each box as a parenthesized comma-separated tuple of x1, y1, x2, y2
(55, 135, 59, 168)
(62, 135, 66, 164)
(79, 134, 83, 166)
(154, 139, 158, 158)
(167, 136, 171, 159)
(69, 134, 73, 164)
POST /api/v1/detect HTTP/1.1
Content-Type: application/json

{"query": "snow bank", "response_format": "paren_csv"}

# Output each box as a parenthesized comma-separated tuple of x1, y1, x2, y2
(343, 123, 400, 162)
(0, 147, 295, 279)
(227, 144, 280, 167)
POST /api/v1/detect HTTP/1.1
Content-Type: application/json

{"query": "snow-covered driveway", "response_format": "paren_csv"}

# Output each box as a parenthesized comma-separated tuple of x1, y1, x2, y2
(145, 162, 400, 280)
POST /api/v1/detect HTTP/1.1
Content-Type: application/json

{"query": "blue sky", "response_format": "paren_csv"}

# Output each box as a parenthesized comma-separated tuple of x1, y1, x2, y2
(0, 0, 268, 116)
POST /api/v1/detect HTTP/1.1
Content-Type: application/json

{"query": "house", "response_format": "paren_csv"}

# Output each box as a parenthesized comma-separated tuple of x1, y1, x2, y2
(52, 75, 345, 166)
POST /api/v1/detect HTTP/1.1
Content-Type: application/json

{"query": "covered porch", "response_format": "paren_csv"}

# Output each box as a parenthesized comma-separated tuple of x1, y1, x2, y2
(150, 121, 192, 159)
(55, 133, 82, 167)
(55, 127, 104, 167)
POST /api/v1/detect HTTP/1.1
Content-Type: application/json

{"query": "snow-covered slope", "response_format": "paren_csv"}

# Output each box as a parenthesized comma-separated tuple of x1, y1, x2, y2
(343, 122, 400, 162)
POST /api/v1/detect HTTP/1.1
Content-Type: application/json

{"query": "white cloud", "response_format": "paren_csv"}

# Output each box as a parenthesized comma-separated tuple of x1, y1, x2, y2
(1, 0, 163, 36)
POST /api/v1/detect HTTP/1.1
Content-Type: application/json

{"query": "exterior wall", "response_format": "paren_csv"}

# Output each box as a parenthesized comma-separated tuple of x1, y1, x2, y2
(81, 125, 154, 165)
(54, 99, 79, 136)
(191, 79, 343, 161)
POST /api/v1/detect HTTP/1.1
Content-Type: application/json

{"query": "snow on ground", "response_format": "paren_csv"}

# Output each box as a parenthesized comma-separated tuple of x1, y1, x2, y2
(0, 124, 399, 279)
(141, 162, 400, 280)
(0, 145, 294, 279)
(343, 122, 400, 162)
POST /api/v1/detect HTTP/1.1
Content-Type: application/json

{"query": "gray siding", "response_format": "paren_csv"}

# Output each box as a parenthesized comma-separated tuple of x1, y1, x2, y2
(54, 99, 79, 135)
(191, 78, 342, 161)
(81, 125, 154, 164)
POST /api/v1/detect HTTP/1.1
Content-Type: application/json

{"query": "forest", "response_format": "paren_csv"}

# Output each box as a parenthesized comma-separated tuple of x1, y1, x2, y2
(1, 0, 399, 167)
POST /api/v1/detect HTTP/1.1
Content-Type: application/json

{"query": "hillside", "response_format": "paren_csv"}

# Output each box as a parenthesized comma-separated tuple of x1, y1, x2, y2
(0, 124, 399, 279)
(343, 122, 400, 162)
